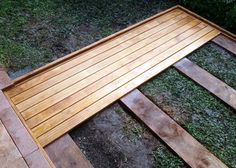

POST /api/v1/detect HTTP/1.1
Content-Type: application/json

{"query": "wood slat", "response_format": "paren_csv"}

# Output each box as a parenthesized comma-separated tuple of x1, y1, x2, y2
(6, 9, 183, 98)
(174, 58, 236, 110)
(120, 89, 228, 168)
(32, 25, 213, 138)
(25, 21, 205, 129)
(15, 15, 193, 110)
(45, 134, 93, 168)
(37, 29, 220, 146)
(212, 34, 236, 55)
(23, 19, 202, 123)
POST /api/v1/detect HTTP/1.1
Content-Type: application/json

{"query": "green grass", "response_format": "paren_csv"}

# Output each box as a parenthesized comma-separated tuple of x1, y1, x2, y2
(188, 42, 236, 89)
(0, 0, 177, 71)
(153, 146, 185, 168)
(2, 1, 235, 167)
(114, 104, 187, 167)
(140, 68, 236, 168)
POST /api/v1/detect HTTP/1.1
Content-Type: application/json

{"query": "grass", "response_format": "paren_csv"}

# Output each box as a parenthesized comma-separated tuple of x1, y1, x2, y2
(188, 42, 236, 89)
(140, 67, 236, 168)
(0, 0, 177, 71)
(114, 104, 187, 167)
(1, 0, 236, 167)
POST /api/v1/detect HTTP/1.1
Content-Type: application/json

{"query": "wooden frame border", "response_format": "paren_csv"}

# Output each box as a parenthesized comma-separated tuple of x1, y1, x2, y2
(1, 5, 236, 168)
(5, 5, 179, 87)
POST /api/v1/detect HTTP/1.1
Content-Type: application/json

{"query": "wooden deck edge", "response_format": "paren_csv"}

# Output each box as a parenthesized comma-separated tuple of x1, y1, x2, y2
(4, 5, 235, 90)
(212, 34, 236, 55)
(174, 58, 236, 110)
(0, 69, 55, 168)
(5, 5, 179, 87)
(176, 5, 236, 41)
(45, 134, 94, 168)
(120, 89, 228, 168)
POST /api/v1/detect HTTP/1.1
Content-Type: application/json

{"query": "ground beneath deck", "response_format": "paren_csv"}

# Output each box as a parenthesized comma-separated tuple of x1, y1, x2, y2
(2, 1, 236, 168)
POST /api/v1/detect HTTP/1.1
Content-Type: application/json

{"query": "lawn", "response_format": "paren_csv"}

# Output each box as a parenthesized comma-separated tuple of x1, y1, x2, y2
(1, 0, 235, 167)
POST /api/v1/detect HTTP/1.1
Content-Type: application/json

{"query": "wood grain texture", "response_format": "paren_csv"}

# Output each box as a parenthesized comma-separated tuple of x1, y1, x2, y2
(16, 15, 194, 111)
(212, 34, 236, 55)
(3, 8, 220, 146)
(25, 19, 203, 126)
(45, 134, 93, 168)
(0, 120, 28, 168)
(37, 29, 219, 147)
(6, 6, 181, 87)
(120, 89, 228, 168)
(174, 58, 236, 110)
(32, 26, 215, 139)
(6, 9, 183, 98)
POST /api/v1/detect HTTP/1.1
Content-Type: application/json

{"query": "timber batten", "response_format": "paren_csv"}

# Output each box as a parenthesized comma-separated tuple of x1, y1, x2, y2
(3, 7, 221, 147)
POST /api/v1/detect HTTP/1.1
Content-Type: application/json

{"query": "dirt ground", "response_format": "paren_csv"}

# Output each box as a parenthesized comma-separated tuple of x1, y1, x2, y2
(70, 103, 187, 168)
(3, 1, 236, 167)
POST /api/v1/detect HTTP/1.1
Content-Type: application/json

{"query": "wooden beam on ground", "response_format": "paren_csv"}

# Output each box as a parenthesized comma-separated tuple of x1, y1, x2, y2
(174, 58, 236, 110)
(45, 134, 93, 168)
(120, 89, 228, 168)
(0, 68, 54, 168)
(0, 120, 29, 168)
(212, 34, 236, 55)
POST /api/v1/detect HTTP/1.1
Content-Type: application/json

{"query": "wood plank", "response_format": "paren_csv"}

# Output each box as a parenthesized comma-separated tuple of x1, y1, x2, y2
(0, 91, 38, 157)
(177, 5, 236, 41)
(212, 34, 236, 55)
(12, 14, 192, 111)
(26, 21, 205, 129)
(45, 134, 93, 168)
(174, 58, 236, 110)
(7, 6, 180, 87)
(120, 89, 228, 168)
(37, 29, 220, 147)
(23, 19, 203, 123)
(0, 67, 12, 90)
(0, 120, 29, 168)
(13, 13, 191, 107)
(6, 9, 183, 98)
(32, 25, 213, 138)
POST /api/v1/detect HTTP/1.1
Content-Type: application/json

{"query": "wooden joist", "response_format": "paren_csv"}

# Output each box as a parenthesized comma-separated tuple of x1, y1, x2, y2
(120, 89, 228, 168)
(0, 120, 28, 168)
(212, 34, 236, 55)
(45, 134, 93, 168)
(174, 58, 236, 110)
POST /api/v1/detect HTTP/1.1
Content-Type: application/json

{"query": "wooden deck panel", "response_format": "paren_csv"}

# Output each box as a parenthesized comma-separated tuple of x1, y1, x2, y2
(3, 8, 220, 147)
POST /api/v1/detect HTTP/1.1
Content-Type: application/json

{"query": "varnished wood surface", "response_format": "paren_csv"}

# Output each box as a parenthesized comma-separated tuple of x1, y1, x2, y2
(121, 89, 228, 168)
(174, 58, 236, 110)
(45, 134, 93, 168)
(3, 8, 220, 146)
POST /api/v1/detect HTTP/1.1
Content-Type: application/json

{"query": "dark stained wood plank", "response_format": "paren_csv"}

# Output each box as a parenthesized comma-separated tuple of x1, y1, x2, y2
(174, 58, 236, 110)
(45, 134, 93, 168)
(212, 34, 236, 55)
(0, 67, 12, 90)
(0, 120, 28, 168)
(0, 91, 39, 157)
(24, 149, 52, 168)
(120, 89, 228, 168)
